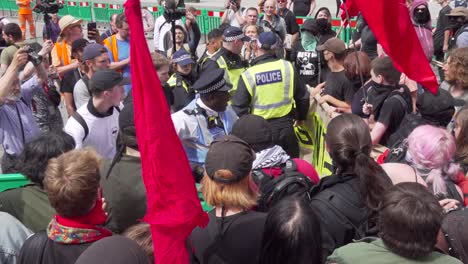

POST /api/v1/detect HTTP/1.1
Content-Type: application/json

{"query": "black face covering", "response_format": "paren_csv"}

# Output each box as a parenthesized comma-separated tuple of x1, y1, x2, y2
(449, 18, 465, 31)
(413, 8, 430, 24)
(316, 18, 332, 35)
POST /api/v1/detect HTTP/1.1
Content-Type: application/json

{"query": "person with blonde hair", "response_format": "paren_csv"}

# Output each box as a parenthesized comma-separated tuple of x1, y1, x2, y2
(188, 135, 266, 264)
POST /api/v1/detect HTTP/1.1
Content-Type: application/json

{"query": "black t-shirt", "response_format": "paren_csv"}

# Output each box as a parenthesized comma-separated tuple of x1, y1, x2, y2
(279, 9, 299, 35)
(189, 210, 266, 264)
(361, 26, 378, 60)
(292, 0, 311, 16)
(60, 69, 82, 94)
(291, 43, 320, 87)
(377, 89, 412, 147)
(323, 70, 355, 104)
(433, 5, 452, 50)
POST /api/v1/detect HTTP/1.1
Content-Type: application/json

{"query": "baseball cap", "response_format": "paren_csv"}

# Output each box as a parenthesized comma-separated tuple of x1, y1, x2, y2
(301, 19, 318, 34)
(193, 68, 231, 94)
(417, 89, 455, 127)
(447, 7, 468, 18)
(317, 37, 346, 54)
(257, 32, 277, 50)
(231, 114, 274, 152)
(205, 135, 255, 184)
(172, 49, 194, 66)
(223, 26, 250, 42)
(83, 43, 105, 61)
(89, 69, 130, 94)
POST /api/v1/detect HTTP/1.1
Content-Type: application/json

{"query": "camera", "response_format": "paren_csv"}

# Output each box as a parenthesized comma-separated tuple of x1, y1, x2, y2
(164, 0, 186, 21)
(33, 0, 63, 14)
(163, 8, 186, 21)
(25, 47, 43, 67)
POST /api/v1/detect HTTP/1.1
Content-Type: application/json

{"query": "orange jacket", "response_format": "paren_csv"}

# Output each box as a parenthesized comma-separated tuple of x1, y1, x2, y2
(54, 41, 70, 66)
(18, 0, 32, 15)
(103, 35, 122, 73)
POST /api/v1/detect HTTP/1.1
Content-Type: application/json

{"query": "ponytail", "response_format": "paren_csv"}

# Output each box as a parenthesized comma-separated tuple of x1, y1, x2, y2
(354, 151, 391, 211)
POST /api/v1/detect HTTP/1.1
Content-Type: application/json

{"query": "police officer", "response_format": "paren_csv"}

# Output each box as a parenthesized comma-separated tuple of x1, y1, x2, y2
(172, 68, 238, 181)
(165, 49, 197, 112)
(200, 26, 249, 96)
(232, 32, 309, 158)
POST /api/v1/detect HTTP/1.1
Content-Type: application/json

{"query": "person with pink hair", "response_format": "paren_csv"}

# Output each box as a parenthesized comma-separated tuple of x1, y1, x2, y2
(406, 125, 463, 204)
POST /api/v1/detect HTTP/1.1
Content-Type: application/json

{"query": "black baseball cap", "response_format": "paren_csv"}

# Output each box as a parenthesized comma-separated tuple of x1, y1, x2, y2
(205, 135, 254, 184)
(89, 69, 130, 94)
(231, 114, 274, 152)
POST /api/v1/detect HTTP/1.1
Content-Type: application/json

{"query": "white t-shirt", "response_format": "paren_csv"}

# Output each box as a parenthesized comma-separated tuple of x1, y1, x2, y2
(64, 101, 120, 160)
(73, 79, 91, 109)
(153, 15, 183, 52)
(225, 8, 247, 28)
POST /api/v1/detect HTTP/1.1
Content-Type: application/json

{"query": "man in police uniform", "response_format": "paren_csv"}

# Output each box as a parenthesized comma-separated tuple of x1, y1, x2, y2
(172, 68, 238, 181)
(200, 26, 249, 96)
(232, 31, 309, 158)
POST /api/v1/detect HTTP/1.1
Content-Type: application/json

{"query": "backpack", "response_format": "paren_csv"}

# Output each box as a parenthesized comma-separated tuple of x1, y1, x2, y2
(309, 174, 378, 253)
(252, 159, 314, 212)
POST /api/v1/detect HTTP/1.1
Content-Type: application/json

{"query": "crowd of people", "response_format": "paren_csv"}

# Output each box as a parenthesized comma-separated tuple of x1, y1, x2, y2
(0, 0, 467, 263)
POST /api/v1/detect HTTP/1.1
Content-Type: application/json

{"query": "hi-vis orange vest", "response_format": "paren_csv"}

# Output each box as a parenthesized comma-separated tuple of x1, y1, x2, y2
(54, 41, 70, 66)
(103, 35, 122, 73)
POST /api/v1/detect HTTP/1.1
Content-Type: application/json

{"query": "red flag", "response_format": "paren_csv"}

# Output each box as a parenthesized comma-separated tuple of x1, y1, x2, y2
(353, 0, 438, 94)
(340, 0, 359, 25)
(124, 1, 209, 263)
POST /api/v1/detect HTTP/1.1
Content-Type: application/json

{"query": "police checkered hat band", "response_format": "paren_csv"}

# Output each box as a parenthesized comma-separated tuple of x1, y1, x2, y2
(197, 78, 228, 94)
(173, 54, 192, 63)
(223, 26, 250, 42)
(224, 33, 246, 42)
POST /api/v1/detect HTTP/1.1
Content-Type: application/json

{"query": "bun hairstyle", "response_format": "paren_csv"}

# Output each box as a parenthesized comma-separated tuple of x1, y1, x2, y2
(325, 114, 391, 211)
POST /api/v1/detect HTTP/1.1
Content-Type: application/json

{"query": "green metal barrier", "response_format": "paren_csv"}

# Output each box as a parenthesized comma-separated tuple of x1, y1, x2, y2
(66, 1, 80, 18)
(57, 0, 68, 16)
(93, 2, 109, 22)
(78, 1, 92, 20)
(107, 3, 123, 19)
(0, 174, 28, 192)
(7, 0, 18, 17)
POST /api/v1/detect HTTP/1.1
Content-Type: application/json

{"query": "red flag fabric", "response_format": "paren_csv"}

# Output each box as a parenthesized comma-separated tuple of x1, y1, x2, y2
(340, 0, 359, 25)
(124, 1, 209, 263)
(353, 0, 438, 94)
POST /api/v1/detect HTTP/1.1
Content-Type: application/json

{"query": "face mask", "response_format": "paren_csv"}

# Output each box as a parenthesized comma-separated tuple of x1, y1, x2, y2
(414, 9, 430, 24)
(316, 18, 331, 34)
(301, 31, 317, 51)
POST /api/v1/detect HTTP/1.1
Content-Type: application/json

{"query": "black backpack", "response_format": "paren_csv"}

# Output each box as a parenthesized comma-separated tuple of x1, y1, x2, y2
(252, 159, 314, 212)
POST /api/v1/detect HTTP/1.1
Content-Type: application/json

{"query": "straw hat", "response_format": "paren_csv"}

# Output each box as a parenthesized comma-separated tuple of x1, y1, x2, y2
(57, 15, 83, 42)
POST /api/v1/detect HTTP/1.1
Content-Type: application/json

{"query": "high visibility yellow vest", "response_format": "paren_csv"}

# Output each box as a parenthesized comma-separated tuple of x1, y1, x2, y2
(103, 35, 122, 73)
(242, 59, 294, 119)
(215, 56, 245, 97)
(167, 74, 189, 92)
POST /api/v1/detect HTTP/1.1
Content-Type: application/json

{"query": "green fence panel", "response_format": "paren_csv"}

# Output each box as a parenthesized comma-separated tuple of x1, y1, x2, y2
(0, 174, 28, 192)
(7, 0, 18, 17)
(195, 9, 207, 34)
(204, 10, 224, 34)
(107, 3, 123, 18)
(144, 5, 163, 18)
(66, 1, 80, 18)
(57, 0, 69, 17)
(93, 2, 108, 22)
(78, 1, 92, 20)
